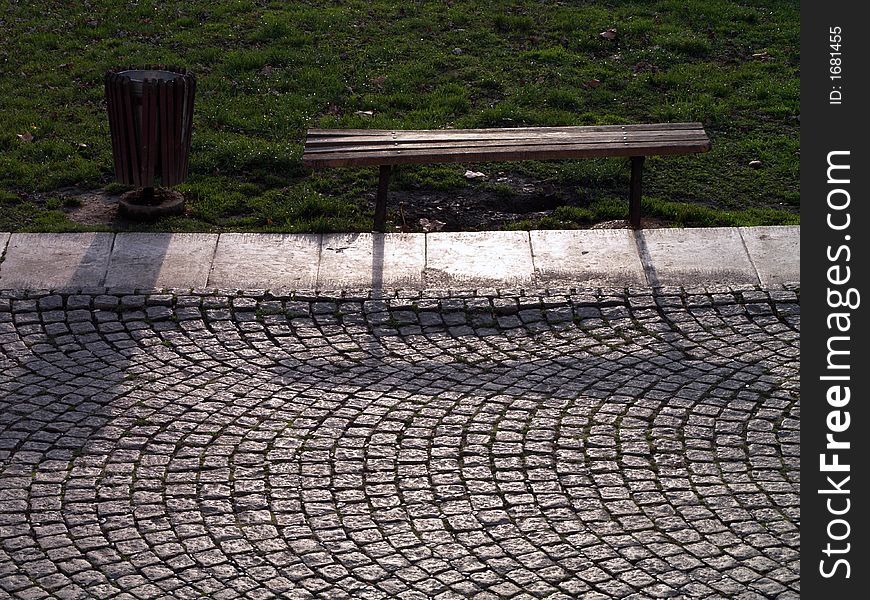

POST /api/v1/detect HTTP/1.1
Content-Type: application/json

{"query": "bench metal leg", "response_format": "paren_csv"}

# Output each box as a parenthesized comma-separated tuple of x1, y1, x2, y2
(628, 156, 645, 229)
(629, 156, 645, 229)
(374, 165, 391, 233)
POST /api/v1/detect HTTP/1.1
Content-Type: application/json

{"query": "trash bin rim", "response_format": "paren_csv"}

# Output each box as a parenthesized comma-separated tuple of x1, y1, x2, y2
(108, 68, 194, 100)
(115, 69, 185, 83)
(106, 66, 193, 84)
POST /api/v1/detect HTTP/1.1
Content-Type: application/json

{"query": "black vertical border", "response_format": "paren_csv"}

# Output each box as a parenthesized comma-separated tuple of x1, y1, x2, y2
(801, 1, 869, 596)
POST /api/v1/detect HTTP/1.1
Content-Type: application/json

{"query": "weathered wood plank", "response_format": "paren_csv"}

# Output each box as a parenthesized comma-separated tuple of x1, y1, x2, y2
(303, 139, 710, 168)
(304, 134, 711, 155)
(307, 131, 707, 144)
(307, 122, 704, 137)
(141, 79, 156, 185)
(306, 129, 706, 147)
(159, 80, 170, 186)
(120, 78, 140, 187)
(306, 130, 707, 147)
(105, 75, 124, 181)
(166, 79, 178, 185)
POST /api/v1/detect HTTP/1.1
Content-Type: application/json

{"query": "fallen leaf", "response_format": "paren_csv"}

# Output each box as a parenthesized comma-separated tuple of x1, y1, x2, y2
(586, 79, 601, 88)
(599, 28, 617, 41)
(749, 160, 763, 169)
(260, 65, 274, 75)
(370, 75, 387, 88)
(17, 132, 34, 143)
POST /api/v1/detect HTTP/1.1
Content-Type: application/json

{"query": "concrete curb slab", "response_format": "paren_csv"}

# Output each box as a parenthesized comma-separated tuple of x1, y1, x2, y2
(425, 231, 534, 287)
(208, 233, 320, 289)
(0, 233, 113, 290)
(319, 233, 425, 289)
(636, 227, 759, 287)
(0, 227, 799, 292)
(531, 229, 647, 287)
(105, 233, 219, 289)
(740, 226, 800, 287)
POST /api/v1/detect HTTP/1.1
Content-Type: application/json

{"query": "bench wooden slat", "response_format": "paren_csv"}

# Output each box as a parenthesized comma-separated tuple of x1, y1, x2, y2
(306, 122, 705, 137)
(304, 133, 710, 155)
(306, 129, 706, 143)
(304, 140, 710, 168)
(306, 130, 707, 147)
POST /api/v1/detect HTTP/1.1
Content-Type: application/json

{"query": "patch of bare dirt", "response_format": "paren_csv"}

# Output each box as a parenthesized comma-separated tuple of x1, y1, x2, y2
(388, 174, 653, 232)
(57, 177, 668, 231)
(59, 189, 178, 227)
(389, 175, 570, 231)
(65, 190, 123, 226)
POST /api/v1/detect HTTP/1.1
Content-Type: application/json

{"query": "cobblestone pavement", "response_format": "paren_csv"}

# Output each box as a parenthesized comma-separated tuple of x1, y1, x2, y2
(0, 285, 800, 600)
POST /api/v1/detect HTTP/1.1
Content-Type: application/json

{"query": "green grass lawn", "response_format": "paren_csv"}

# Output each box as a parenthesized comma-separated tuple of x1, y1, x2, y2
(0, 0, 799, 232)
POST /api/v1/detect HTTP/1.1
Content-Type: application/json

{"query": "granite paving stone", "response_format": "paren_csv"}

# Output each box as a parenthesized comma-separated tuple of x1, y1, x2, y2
(0, 286, 799, 598)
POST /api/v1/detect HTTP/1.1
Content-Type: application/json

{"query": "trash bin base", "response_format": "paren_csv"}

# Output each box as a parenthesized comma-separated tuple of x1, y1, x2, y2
(119, 189, 185, 219)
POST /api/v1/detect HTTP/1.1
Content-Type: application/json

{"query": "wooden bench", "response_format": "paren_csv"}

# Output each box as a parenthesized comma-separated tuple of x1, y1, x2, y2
(302, 123, 711, 232)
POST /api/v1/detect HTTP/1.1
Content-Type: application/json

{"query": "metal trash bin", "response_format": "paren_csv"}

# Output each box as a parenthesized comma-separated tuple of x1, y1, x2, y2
(104, 66, 195, 216)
